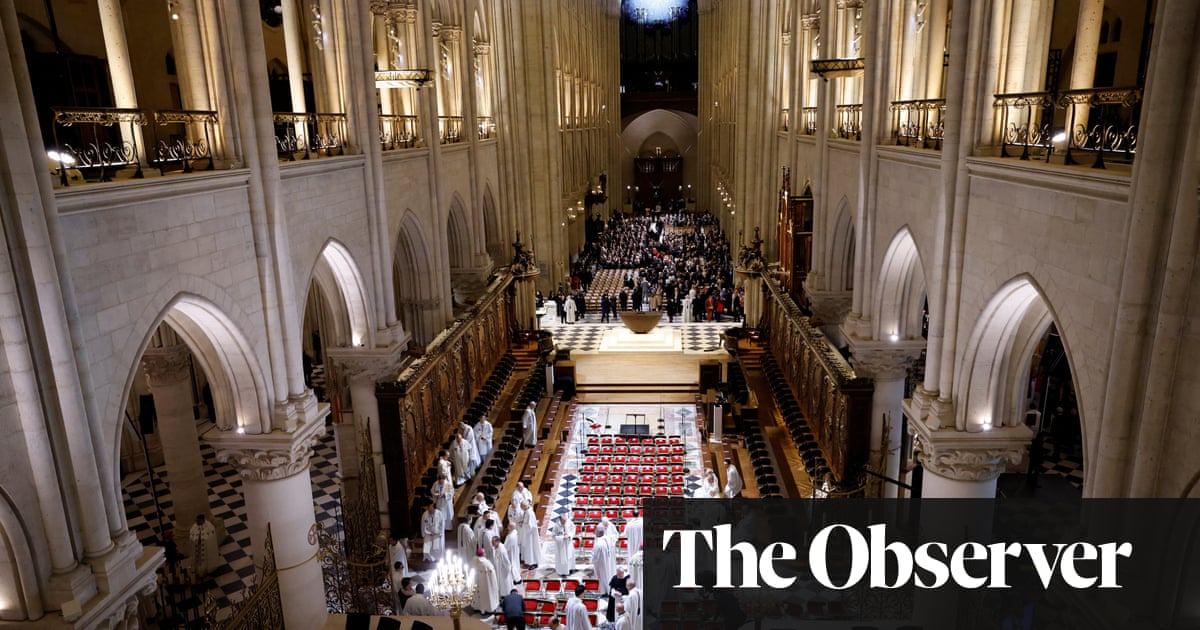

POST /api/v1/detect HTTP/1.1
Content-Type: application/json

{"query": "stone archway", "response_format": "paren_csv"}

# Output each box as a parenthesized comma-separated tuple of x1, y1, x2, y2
(874, 227, 927, 342)
(0, 491, 42, 621)
(394, 211, 441, 346)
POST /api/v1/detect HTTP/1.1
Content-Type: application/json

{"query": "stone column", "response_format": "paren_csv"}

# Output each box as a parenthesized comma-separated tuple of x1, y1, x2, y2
(326, 346, 403, 529)
(141, 345, 225, 550)
(850, 340, 924, 498)
(169, 0, 211, 112)
(1067, 0, 1105, 126)
(280, 0, 308, 113)
(97, 0, 148, 172)
(908, 419, 1030, 498)
(208, 418, 328, 630)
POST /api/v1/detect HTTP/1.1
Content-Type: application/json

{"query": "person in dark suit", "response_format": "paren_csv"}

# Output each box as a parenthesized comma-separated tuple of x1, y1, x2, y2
(500, 588, 526, 630)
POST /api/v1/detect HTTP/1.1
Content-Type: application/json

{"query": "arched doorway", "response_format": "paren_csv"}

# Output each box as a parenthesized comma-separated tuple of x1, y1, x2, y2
(394, 212, 439, 346)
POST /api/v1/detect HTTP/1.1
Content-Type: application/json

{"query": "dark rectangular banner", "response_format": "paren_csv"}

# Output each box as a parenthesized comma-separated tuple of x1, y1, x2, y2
(644, 499, 1200, 629)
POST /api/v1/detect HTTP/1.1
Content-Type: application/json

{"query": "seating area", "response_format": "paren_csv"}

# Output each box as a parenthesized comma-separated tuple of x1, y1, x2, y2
(760, 352, 831, 482)
(742, 424, 782, 498)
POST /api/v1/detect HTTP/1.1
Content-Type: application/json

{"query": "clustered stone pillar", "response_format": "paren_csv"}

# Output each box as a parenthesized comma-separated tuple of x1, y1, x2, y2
(141, 344, 224, 551)
(97, 0, 148, 170)
(209, 418, 328, 630)
(850, 340, 923, 498)
(908, 420, 1031, 498)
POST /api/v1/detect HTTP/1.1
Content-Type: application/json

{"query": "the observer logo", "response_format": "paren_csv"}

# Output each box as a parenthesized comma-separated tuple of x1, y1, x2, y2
(663, 523, 1133, 591)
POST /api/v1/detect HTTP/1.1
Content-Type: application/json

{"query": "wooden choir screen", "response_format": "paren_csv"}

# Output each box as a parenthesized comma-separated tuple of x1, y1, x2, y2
(761, 279, 872, 491)
(376, 274, 515, 533)
(777, 168, 814, 303)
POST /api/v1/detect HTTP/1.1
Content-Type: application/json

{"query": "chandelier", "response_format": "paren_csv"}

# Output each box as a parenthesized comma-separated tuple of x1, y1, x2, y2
(428, 551, 476, 629)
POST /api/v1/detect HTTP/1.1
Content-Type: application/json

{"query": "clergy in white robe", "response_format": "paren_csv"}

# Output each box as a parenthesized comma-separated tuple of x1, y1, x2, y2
(623, 515, 643, 560)
(517, 502, 542, 567)
(451, 435, 471, 485)
(388, 536, 410, 578)
(403, 586, 447, 616)
(624, 583, 643, 630)
(628, 548, 644, 596)
(504, 525, 523, 586)
(188, 515, 218, 579)
(705, 469, 722, 498)
(724, 458, 744, 498)
(614, 602, 631, 630)
(473, 550, 500, 613)
(461, 423, 481, 473)
(564, 297, 578, 323)
(457, 518, 476, 556)
(509, 483, 533, 523)
(522, 403, 538, 447)
(599, 516, 618, 548)
(552, 515, 576, 576)
(432, 475, 454, 530)
(591, 527, 616, 595)
(565, 588, 591, 630)
(437, 451, 453, 485)
(490, 536, 510, 586)
(476, 417, 494, 459)
(420, 504, 446, 560)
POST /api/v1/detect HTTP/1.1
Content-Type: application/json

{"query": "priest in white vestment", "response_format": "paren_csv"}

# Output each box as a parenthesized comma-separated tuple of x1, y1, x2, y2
(421, 503, 446, 561)
(628, 545, 644, 595)
(552, 514, 576, 576)
(522, 402, 538, 447)
(623, 514, 643, 560)
(432, 474, 454, 530)
(518, 502, 542, 568)
(476, 416, 494, 459)
(564, 296, 578, 323)
(591, 526, 616, 595)
(473, 547, 500, 614)
(491, 535, 514, 588)
(457, 517, 476, 556)
(724, 458, 744, 498)
(565, 586, 592, 630)
(624, 582, 643, 630)
(403, 584, 447, 616)
(451, 434, 471, 485)
(504, 524, 523, 585)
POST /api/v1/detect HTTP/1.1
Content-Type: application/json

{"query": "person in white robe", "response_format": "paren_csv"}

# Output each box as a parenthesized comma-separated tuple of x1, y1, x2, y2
(614, 601, 631, 630)
(552, 514, 576, 576)
(471, 493, 490, 519)
(451, 435, 471, 485)
(624, 582, 643, 630)
(522, 402, 538, 447)
(682, 296, 694, 322)
(461, 423, 480, 474)
(473, 548, 500, 614)
(389, 535, 410, 579)
(591, 526, 616, 596)
(623, 514, 643, 560)
(421, 503, 446, 561)
(565, 586, 592, 630)
(457, 517, 477, 557)
(599, 515, 618, 548)
(564, 296, 578, 323)
(705, 469, 722, 498)
(509, 482, 533, 523)
(504, 524, 523, 586)
(723, 458, 744, 498)
(437, 451, 453, 485)
(490, 536, 511, 587)
(403, 584, 447, 616)
(432, 474, 454, 530)
(628, 545, 644, 596)
(481, 514, 501, 561)
(518, 502, 543, 568)
(188, 514, 219, 580)
(476, 416, 494, 459)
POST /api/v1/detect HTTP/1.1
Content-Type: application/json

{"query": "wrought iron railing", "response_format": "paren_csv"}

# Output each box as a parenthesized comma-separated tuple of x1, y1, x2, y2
(438, 115, 464, 144)
(780, 108, 790, 132)
(152, 109, 219, 173)
(889, 98, 946, 150)
(993, 86, 1141, 168)
(379, 114, 419, 150)
(834, 104, 863, 140)
(272, 111, 348, 161)
(210, 525, 283, 629)
(1056, 86, 1141, 168)
(51, 107, 147, 185)
(477, 115, 496, 139)
(800, 107, 818, 136)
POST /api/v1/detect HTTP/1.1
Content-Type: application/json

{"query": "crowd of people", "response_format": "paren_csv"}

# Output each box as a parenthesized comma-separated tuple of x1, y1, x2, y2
(538, 210, 745, 324)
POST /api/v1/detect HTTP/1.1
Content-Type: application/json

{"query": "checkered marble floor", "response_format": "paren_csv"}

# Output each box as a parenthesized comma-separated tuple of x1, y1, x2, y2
(540, 315, 733, 353)
(121, 421, 342, 615)
(1038, 434, 1084, 489)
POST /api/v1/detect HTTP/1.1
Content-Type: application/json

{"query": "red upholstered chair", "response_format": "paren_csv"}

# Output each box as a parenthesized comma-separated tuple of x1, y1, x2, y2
(623, 497, 638, 506)
(583, 579, 601, 594)
(584, 598, 599, 612)
(605, 509, 619, 519)
(601, 437, 614, 444)
(629, 446, 643, 454)
(611, 464, 625, 473)
(619, 539, 628, 549)
(624, 485, 638, 495)
(603, 497, 618, 506)
(614, 445, 628, 454)
(564, 579, 580, 592)
(541, 598, 558, 613)
(588, 614, 599, 627)
(622, 509, 635, 518)
(573, 509, 587, 520)
(573, 538, 581, 549)
(655, 486, 669, 496)
(588, 509, 602, 519)
(600, 456, 613, 464)
(585, 456, 597, 463)
(670, 486, 684, 495)
(655, 437, 667, 444)
(582, 464, 595, 473)
(671, 455, 683, 464)
(594, 474, 608, 484)
(670, 465, 683, 473)
(601, 446, 613, 455)
(524, 613, 536, 626)
(585, 524, 597, 534)
(583, 539, 595, 549)
(524, 597, 539, 611)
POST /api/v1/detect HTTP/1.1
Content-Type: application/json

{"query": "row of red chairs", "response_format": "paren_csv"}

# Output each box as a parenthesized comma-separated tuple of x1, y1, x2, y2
(583, 455, 683, 464)
(575, 484, 684, 496)
(523, 578, 600, 597)
(573, 496, 640, 507)
(578, 473, 684, 485)
(572, 508, 639, 521)
(587, 436, 682, 445)
(502, 612, 599, 628)
(586, 445, 685, 455)
(522, 596, 599, 613)
(580, 463, 684, 474)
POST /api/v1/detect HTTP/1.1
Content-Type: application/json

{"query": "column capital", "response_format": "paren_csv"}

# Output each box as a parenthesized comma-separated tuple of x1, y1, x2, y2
(205, 415, 327, 481)
(141, 344, 191, 386)
(847, 338, 924, 380)
(325, 344, 405, 382)
(907, 418, 1032, 482)
(439, 25, 462, 43)
(837, 0, 864, 9)
(806, 289, 853, 327)
(781, 31, 792, 46)
(801, 13, 820, 32)
(473, 41, 492, 57)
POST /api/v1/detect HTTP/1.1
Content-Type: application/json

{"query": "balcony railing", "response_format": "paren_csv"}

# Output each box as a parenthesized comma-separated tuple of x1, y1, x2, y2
(477, 116, 496, 140)
(890, 98, 946, 150)
(379, 114, 419, 150)
(272, 112, 348, 161)
(50, 106, 222, 186)
(834, 104, 862, 140)
(438, 116, 464, 144)
(780, 108, 790, 132)
(993, 86, 1141, 168)
(800, 107, 817, 136)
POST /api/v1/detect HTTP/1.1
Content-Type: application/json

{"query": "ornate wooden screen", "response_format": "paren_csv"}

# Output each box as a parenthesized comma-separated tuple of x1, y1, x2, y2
(777, 168, 814, 303)
(761, 279, 873, 490)
(376, 275, 515, 533)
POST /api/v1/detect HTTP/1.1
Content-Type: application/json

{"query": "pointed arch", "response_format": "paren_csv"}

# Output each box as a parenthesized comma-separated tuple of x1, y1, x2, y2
(394, 211, 438, 343)
(873, 227, 927, 341)
(828, 199, 855, 291)
(481, 183, 504, 264)
(0, 489, 41, 621)
(303, 240, 373, 348)
(445, 193, 472, 270)
(954, 275, 1081, 453)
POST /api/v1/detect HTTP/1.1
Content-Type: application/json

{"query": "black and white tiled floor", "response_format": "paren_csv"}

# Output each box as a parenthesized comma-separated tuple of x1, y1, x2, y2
(1037, 434, 1085, 489)
(121, 421, 343, 615)
(541, 316, 732, 353)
